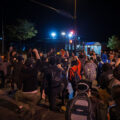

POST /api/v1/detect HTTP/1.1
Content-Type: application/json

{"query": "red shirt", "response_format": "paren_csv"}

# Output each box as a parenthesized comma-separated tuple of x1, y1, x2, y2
(69, 59, 81, 81)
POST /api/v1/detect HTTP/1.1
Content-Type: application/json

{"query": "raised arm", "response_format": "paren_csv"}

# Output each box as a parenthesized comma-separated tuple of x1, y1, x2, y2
(32, 48, 40, 60)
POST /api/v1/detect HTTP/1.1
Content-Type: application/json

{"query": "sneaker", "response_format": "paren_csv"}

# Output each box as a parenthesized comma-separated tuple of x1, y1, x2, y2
(50, 107, 61, 113)
(61, 106, 66, 112)
(37, 99, 45, 105)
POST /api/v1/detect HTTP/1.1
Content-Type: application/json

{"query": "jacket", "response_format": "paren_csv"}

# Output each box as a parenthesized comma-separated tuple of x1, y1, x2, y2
(69, 59, 81, 81)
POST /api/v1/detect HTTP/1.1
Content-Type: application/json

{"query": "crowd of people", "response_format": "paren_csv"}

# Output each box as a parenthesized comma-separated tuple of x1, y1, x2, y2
(0, 46, 120, 120)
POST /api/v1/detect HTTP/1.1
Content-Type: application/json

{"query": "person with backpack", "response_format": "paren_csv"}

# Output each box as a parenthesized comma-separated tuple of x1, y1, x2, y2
(69, 56, 81, 94)
(99, 63, 113, 90)
(65, 80, 101, 120)
(84, 57, 97, 87)
(43, 56, 65, 111)
(108, 85, 120, 120)
(39, 57, 49, 103)
(99, 63, 120, 92)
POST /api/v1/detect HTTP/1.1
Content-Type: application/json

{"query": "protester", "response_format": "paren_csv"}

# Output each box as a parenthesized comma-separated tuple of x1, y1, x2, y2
(109, 85, 120, 120)
(69, 56, 81, 94)
(66, 80, 102, 120)
(0, 56, 9, 88)
(84, 57, 97, 87)
(12, 55, 24, 90)
(15, 49, 41, 115)
(42, 56, 65, 111)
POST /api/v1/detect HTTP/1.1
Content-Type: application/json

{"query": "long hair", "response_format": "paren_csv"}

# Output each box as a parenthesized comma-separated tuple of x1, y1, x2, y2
(71, 60, 78, 67)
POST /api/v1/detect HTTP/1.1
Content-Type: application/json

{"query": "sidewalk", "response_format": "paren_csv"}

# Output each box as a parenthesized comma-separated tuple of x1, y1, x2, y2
(0, 89, 65, 120)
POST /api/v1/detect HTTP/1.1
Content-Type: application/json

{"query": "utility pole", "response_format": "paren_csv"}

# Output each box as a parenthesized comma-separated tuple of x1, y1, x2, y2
(74, 0, 77, 20)
(2, 14, 4, 55)
(74, 0, 77, 54)
(2, 2, 4, 55)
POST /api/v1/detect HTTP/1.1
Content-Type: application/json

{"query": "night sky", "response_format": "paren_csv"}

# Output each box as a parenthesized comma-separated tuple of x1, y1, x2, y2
(1, 0, 120, 43)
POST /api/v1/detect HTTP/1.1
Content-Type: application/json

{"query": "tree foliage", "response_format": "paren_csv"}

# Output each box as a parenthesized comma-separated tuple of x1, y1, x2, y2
(7, 19, 38, 41)
(107, 35, 120, 50)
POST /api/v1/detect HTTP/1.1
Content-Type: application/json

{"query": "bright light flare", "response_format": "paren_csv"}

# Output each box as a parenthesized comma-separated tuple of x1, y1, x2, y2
(68, 33, 73, 38)
(61, 32, 66, 36)
(69, 40, 73, 44)
(70, 30, 74, 35)
(51, 32, 56, 37)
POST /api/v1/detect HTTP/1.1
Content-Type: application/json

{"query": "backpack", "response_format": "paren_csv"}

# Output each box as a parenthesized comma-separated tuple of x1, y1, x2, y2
(51, 66, 63, 88)
(66, 93, 93, 120)
(84, 63, 97, 82)
(108, 104, 120, 120)
(71, 68, 81, 84)
(70, 68, 81, 92)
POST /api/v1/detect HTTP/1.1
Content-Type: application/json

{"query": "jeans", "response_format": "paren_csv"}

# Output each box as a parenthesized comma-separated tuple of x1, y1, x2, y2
(48, 86, 61, 110)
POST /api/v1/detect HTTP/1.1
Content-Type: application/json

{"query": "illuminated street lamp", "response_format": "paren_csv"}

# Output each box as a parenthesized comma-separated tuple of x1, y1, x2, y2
(51, 32, 56, 38)
(68, 33, 73, 38)
(61, 32, 66, 36)
(70, 30, 74, 35)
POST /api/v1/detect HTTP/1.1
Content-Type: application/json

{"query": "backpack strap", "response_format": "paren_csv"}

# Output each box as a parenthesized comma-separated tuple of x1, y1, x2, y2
(88, 97, 93, 120)
(107, 104, 116, 120)
(71, 67, 78, 74)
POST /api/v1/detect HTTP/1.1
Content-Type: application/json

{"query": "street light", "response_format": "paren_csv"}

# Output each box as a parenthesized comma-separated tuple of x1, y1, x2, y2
(51, 32, 56, 38)
(61, 32, 66, 36)
(68, 33, 73, 38)
(70, 30, 74, 35)
(74, 0, 77, 54)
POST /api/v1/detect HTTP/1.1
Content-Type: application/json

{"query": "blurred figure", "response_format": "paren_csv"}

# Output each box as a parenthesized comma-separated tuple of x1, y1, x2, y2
(15, 49, 40, 115)
(84, 57, 97, 87)
(69, 56, 81, 94)
(115, 54, 120, 67)
(0, 56, 9, 88)
(12, 55, 24, 90)
(109, 85, 120, 120)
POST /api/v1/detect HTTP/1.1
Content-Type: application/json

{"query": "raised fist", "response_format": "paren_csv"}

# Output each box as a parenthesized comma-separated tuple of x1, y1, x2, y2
(33, 48, 38, 53)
